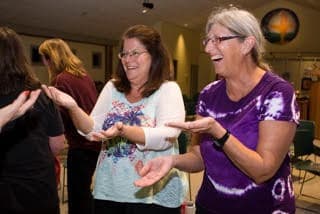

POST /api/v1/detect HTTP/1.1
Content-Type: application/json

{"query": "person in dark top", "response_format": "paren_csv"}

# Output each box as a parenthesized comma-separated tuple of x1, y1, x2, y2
(39, 38, 99, 214)
(0, 27, 65, 214)
(0, 90, 41, 131)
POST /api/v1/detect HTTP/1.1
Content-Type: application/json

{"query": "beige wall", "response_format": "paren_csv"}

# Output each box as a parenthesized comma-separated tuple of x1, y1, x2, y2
(159, 27, 212, 96)
(157, 22, 203, 96)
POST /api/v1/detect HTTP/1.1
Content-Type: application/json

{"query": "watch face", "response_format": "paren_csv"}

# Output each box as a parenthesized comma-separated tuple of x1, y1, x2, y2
(213, 140, 222, 148)
(212, 130, 230, 148)
(261, 8, 299, 45)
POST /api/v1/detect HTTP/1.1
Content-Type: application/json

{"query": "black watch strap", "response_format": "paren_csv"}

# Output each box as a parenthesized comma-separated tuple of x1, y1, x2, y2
(212, 129, 230, 148)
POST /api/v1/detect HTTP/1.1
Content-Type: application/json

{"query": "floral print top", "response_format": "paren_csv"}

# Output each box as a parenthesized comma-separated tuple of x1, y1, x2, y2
(90, 80, 188, 208)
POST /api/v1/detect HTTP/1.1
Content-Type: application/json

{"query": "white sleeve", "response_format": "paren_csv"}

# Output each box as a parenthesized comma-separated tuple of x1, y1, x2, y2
(90, 81, 114, 132)
(136, 81, 185, 150)
(78, 81, 113, 140)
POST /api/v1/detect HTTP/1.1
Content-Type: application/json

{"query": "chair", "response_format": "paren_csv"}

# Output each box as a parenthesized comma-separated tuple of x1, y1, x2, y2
(292, 120, 320, 199)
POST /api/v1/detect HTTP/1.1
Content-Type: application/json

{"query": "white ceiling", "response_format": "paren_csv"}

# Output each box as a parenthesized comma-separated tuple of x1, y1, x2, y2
(1, 0, 320, 44)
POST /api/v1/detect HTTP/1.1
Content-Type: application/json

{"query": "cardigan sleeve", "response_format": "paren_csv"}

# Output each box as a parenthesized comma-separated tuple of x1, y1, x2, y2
(90, 81, 113, 132)
(136, 81, 186, 150)
(77, 81, 112, 139)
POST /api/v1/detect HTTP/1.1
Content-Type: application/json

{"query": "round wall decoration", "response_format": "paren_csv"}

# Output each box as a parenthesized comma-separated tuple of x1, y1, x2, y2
(261, 8, 299, 44)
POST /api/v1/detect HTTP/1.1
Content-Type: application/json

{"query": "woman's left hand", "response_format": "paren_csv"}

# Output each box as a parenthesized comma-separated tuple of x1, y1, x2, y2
(167, 117, 216, 133)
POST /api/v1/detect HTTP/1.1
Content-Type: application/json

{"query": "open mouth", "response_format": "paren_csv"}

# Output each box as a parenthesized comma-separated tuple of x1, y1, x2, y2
(126, 65, 138, 70)
(211, 55, 223, 62)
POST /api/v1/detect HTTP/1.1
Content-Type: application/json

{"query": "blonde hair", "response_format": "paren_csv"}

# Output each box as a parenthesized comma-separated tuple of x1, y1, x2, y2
(206, 7, 270, 70)
(39, 39, 86, 81)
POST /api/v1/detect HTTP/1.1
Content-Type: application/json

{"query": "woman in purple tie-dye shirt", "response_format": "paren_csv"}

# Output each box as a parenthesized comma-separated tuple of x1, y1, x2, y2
(135, 7, 299, 214)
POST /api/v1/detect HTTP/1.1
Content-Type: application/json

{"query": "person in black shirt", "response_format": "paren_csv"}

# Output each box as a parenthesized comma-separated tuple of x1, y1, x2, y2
(0, 26, 65, 214)
(0, 90, 40, 131)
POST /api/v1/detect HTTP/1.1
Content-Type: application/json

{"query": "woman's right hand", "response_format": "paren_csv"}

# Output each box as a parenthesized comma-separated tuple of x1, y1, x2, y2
(41, 85, 77, 110)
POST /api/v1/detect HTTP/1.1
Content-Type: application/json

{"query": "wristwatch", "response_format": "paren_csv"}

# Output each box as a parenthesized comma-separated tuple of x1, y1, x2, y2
(212, 129, 230, 148)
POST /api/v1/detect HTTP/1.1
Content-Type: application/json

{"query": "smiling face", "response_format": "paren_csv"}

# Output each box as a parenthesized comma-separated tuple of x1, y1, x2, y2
(120, 38, 152, 87)
(204, 24, 245, 78)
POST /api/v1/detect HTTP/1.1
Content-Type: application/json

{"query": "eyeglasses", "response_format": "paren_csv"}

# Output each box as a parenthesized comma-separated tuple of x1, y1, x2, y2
(118, 49, 148, 60)
(202, 35, 244, 47)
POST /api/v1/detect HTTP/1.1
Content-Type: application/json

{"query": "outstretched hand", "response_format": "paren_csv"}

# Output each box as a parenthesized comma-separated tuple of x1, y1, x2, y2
(90, 122, 124, 142)
(134, 155, 174, 187)
(0, 89, 41, 127)
(41, 85, 77, 109)
(166, 117, 216, 134)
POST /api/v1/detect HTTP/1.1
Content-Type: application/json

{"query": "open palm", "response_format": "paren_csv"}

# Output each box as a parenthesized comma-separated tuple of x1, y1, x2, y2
(42, 85, 77, 109)
(134, 156, 174, 187)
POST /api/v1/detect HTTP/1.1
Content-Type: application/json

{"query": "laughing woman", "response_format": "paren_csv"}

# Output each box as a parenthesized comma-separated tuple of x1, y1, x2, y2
(134, 8, 299, 214)
(42, 25, 188, 214)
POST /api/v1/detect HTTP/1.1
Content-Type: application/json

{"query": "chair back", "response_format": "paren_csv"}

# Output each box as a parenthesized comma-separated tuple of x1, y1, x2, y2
(293, 120, 315, 157)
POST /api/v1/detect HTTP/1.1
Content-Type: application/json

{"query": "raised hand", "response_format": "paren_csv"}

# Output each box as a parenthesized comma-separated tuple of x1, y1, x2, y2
(134, 155, 174, 187)
(41, 85, 78, 110)
(15, 89, 41, 119)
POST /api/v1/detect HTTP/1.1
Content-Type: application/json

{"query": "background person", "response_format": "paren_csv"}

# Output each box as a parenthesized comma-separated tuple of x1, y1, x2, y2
(42, 24, 188, 214)
(0, 26, 65, 214)
(134, 7, 299, 214)
(39, 38, 99, 214)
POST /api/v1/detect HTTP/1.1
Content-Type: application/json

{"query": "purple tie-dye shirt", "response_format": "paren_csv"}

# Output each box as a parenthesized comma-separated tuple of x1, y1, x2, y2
(196, 71, 299, 214)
